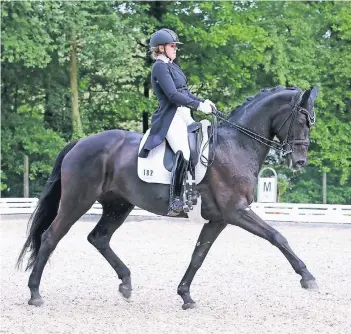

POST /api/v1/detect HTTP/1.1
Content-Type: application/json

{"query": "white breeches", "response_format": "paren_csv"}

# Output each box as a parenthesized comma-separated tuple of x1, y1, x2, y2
(166, 107, 195, 161)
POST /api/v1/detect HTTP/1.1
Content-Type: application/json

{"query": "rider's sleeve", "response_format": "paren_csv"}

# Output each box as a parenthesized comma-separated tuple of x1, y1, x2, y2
(187, 91, 205, 103)
(153, 62, 200, 110)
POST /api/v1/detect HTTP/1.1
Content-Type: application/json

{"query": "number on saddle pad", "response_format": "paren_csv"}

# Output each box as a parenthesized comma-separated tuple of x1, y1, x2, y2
(143, 169, 154, 177)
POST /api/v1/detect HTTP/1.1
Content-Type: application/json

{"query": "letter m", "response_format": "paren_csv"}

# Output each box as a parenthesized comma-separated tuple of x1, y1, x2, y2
(263, 182, 271, 192)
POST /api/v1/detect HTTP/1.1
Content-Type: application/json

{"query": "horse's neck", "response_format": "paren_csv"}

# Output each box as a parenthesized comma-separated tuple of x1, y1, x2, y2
(228, 102, 274, 140)
(223, 92, 290, 170)
(226, 109, 272, 167)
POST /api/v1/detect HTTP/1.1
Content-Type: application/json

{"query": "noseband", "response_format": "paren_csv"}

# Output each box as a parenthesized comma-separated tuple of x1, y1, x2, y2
(211, 89, 315, 157)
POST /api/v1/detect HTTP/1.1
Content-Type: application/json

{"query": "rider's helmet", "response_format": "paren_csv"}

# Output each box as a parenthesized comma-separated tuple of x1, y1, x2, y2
(149, 28, 183, 48)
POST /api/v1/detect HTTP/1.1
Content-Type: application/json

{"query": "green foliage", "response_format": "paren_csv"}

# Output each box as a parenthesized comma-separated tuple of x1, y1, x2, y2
(277, 176, 289, 203)
(1, 1, 350, 203)
(1, 109, 66, 197)
(272, 167, 351, 205)
(2, 1, 57, 67)
(1, 171, 8, 191)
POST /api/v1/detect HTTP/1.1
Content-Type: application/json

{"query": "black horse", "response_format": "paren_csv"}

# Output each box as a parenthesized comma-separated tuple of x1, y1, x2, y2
(17, 85, 319, 309)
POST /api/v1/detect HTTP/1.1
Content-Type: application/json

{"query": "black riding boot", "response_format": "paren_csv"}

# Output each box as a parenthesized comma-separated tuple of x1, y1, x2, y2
(167, 151, 189, 217)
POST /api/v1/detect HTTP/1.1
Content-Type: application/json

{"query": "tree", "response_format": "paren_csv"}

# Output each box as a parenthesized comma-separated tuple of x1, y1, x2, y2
(1, 1, 140, 195)
(1, 1, 349, 201)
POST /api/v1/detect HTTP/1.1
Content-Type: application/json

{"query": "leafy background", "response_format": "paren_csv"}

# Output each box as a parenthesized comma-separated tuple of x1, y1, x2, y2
(1, 1, 350, 203)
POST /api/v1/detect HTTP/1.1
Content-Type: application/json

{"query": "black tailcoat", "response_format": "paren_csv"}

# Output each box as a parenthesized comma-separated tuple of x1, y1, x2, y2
(138, 59, 204, 158)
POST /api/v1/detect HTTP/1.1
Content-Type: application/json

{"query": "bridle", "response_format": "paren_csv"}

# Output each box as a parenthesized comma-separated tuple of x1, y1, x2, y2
(274, 90, 315, 155)
(201, 90, 315, 167)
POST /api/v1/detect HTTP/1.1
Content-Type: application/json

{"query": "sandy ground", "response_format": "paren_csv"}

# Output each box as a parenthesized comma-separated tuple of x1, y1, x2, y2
(1, 216, 350, 334)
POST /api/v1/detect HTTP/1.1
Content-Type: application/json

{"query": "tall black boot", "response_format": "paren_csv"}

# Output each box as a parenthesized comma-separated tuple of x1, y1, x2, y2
(167, 151, 189, 217)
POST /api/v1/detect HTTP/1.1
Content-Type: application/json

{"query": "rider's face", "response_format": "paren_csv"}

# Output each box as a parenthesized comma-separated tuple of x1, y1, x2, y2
(160, 43, 177, 61)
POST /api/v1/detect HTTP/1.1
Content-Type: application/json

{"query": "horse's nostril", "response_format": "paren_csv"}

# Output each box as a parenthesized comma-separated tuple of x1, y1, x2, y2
(297, 160, 306, 167)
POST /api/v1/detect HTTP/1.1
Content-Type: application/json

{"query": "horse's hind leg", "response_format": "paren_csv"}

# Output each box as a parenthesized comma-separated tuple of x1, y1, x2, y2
(28, 197, 96, 306)
(87, 199, 134, 300)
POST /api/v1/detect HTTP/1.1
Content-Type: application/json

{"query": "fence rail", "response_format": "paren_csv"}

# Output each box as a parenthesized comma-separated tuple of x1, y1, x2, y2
(1, 198, 350, 224)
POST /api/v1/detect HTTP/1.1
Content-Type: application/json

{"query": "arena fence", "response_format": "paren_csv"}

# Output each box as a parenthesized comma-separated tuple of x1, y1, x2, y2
(1, 198, 350, 224)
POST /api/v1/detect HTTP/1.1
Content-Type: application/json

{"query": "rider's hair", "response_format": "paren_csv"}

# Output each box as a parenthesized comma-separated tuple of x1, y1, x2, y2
(151, 46, 163, 60)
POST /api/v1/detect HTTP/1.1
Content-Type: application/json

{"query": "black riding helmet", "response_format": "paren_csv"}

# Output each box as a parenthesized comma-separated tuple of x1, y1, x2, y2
(149, 28, 183, 48)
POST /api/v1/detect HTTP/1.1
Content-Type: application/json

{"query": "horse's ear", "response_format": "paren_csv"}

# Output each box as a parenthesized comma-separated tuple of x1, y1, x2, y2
(300, 89, 311, 107)
(309, 86, 319, 104)
(300, 86, 319, 107)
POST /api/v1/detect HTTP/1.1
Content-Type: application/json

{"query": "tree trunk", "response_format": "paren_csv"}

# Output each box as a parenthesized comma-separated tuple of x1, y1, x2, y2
(70, 36, 83, 139)
(141, 2, 168, 133)
(323, 171, 327, 204)
(14, 84, 18, 113)
(23, 155, 29, 197)
(44, 75, 55, 130)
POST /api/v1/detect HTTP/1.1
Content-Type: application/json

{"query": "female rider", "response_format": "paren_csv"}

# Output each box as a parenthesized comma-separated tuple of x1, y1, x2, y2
(139, 28, 215, 216)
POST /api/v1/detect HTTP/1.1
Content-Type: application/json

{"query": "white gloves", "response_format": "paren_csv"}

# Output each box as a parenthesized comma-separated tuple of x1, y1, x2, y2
(197, 99, 216, 114)
(205, 99, 217, 111)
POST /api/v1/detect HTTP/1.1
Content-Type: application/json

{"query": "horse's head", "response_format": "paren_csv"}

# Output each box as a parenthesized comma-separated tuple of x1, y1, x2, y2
(275, 86, 319, 171)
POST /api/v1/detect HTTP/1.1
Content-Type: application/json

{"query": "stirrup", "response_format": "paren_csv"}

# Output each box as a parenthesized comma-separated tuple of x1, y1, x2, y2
(167, 196, 184, 216)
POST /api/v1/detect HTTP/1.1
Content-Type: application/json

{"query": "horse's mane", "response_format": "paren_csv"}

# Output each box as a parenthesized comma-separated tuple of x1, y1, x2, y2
(227, 85, 297, 118)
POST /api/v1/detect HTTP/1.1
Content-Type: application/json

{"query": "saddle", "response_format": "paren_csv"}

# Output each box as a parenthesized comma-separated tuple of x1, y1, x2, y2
(137, 119, 212, 212)
(137, 119, 211, 219)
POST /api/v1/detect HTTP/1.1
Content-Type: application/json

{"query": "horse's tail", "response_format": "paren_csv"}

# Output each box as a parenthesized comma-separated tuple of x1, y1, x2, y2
(16, 140, 79, 271)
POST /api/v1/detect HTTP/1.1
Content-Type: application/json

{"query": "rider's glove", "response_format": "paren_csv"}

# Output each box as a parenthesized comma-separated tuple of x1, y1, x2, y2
(197, 100, 213, 114)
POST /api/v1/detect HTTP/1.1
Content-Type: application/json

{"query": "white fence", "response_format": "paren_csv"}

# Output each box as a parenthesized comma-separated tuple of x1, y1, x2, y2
(0, 198, 350, 224)
(0, 198, 158, 217)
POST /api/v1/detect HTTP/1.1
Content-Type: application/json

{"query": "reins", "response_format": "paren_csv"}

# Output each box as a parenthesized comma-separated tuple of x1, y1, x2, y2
(201, 90, 314, 167)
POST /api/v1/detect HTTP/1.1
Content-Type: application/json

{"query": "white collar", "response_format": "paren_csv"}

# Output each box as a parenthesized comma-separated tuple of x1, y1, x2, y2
(157, 54, 171, 63)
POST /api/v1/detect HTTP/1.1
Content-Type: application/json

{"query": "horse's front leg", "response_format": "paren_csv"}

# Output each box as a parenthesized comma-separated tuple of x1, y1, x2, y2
(227, 203, 318, 290)
(177, 221, 227, 310)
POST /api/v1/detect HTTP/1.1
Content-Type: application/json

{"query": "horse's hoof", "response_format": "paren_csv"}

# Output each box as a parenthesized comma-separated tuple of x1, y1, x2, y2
(28, 298, 44, 307)
(300, 279, 319, 290)
(119, 283, 132, 300)
(182, 302, 197, 310)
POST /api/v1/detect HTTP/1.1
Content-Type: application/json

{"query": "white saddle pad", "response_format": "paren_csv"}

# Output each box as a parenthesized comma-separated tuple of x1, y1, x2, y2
(137, 120, 211, 185)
